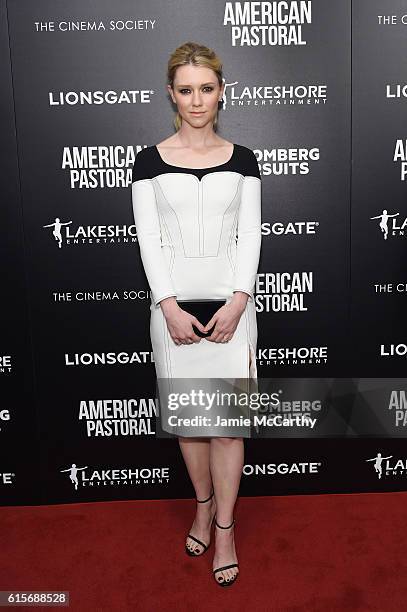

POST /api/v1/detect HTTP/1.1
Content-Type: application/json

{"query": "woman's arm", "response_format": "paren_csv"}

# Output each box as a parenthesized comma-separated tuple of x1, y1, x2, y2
(232, 170, 262, 303)
(131, 174, 177, 308)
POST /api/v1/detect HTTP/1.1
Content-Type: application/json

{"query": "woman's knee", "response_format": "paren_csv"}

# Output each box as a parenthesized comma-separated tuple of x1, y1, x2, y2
(212, 436, 243, 445)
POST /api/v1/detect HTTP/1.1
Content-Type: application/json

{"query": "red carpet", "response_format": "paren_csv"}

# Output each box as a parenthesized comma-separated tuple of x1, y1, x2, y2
(1, 492, 406, 611)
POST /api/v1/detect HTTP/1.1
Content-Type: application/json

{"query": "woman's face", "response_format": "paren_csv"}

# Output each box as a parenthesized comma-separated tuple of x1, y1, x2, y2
(168, 64, 223, 128)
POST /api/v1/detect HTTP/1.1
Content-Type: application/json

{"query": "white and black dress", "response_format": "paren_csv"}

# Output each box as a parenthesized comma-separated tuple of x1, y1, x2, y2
(131, 144, 262, 437)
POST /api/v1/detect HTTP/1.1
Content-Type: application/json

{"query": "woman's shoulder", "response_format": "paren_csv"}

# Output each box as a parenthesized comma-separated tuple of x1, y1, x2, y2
(132, 146, 156, 182)
(233, 143, 261, 179)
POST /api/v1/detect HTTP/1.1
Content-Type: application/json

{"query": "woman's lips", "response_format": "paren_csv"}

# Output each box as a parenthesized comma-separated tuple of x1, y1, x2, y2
(190, 111, 205, 115)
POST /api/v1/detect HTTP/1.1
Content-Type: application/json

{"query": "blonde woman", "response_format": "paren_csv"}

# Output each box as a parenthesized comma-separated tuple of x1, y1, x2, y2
(131, 42, 262, 587)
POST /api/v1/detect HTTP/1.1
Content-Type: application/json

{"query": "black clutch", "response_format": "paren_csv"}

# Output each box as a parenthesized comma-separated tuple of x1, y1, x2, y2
(177, 299, 227, 338)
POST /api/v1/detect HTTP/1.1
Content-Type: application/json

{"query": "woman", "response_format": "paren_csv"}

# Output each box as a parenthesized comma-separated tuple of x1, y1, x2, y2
(131, 41, 262, 587)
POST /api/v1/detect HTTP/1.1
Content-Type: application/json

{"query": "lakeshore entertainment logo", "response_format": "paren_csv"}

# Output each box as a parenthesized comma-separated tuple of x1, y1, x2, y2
(380, 343, 407, 359)
(60, 463, 170, 490)
(78, 397, 157, 437)
(65, 351, 154, 367)
(0, 354, 12, 374)
(223, 0, 313, 46)
(365, 452, 407, 479)
(61, 145, 141, 189)
(389, 390, 407, 427)
(254, 271, 314, 313)
(243, 460, 322, 477)
(220, 79, 327, 108)
(49, 88, 155, 107)
(262, 219, 319, 238)
(370, 209, 406, 240)
(42, 216, 138, 248)
(257, 345, 328, 367)
(0, 408, 11, 432)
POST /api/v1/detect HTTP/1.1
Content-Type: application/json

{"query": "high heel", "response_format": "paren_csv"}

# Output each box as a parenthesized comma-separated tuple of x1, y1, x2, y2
(212, 516, 239, 587)
(185, 489, 216, 557)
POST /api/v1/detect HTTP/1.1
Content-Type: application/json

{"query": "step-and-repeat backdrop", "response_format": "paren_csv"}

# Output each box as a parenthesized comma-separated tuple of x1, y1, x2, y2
(1, 0, 406, 506)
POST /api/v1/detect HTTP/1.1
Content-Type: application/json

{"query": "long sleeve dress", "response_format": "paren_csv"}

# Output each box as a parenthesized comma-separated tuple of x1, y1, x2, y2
(131, 143, 262, 437)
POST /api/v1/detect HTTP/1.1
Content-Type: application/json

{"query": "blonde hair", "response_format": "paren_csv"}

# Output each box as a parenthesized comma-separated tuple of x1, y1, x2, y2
(167, 41, 223, 132)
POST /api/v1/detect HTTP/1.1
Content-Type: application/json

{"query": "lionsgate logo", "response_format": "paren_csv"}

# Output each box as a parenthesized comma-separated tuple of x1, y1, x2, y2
(61, 145, 139, 188)
(262, 219, 319, 238)
(42, 216, 137, 249)
(49, 88, 154, 107)
(65, 351, 154, 366)
(370, 209, 407, 240)
(366, 453, 407, 479)
(0, 409, 11, 432)
(386, 83, 407, 99)
(257, 345, 328, 366)
(223, 1, 313, 47)
(219, 78, 327, 108)
(60, 463, 170, 490)
(0, 471, 15, 485)
(254, 272, 314, 313)
(243, 460, 322, 477)
(380, 343, 407, 359)
(0, 354, 12, 374)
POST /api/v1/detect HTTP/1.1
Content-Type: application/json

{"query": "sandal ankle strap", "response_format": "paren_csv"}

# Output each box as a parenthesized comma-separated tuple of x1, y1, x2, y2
(214, 516, 235, 529)
(196, 488, 214, 503)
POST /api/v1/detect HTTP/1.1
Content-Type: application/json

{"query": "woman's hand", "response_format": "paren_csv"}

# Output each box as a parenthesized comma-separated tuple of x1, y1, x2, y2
(159, 297, 207, 346)
(204, 293, 248, 343)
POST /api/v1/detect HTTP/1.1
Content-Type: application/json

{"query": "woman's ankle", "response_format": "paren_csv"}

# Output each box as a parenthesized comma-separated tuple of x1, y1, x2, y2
(195, 486, 213, 501)
(214, 515, 234, 528)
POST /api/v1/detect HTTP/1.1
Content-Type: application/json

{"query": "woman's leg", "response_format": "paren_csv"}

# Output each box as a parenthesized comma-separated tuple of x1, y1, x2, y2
(178, 436, 216, 554)
(210, 437, 244, 583)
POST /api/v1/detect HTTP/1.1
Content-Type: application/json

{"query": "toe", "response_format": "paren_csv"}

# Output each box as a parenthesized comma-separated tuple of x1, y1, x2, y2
(186, 537, 195, 553)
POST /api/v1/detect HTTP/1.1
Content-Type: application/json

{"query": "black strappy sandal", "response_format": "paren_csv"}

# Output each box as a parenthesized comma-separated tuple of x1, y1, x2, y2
(185, 489, 216, 557)
(212, 517, 239, 587)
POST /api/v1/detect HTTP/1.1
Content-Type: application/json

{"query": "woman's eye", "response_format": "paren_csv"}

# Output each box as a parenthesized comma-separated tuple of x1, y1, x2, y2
(179, 87, 214, 94)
